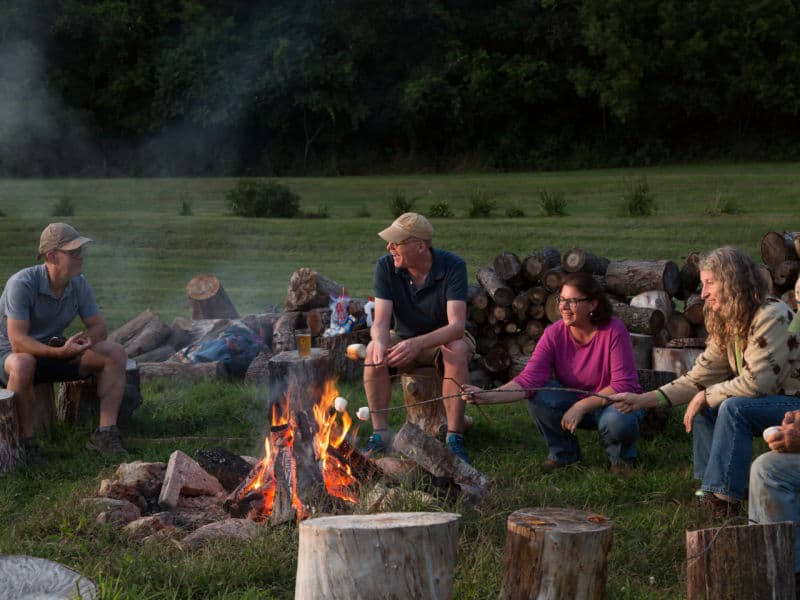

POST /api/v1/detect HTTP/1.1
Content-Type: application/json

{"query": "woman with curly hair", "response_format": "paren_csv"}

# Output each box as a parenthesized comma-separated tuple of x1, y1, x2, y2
(614, 246, 800, 514)
(461, 271, 643, 474)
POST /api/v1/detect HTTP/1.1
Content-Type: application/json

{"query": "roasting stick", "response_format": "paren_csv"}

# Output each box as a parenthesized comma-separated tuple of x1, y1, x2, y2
(359, 386, 618, 419)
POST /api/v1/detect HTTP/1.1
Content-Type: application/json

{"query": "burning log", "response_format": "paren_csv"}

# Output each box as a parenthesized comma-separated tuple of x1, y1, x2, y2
(295, 512, 461, 600)
(605, 259, 681, 297)
(284, 268, 345, 311)
(186, 274, 240, 320)
(686, 522, 794, 600)
(392, 422, 492, 504)
(402, 367, 446, 441)
(195, 448, 254, 493)
(499, 508, 613, 600)
(0, 389, 23, 475)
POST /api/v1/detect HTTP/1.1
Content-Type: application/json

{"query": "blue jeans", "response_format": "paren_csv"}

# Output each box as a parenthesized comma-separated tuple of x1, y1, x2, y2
(692, 395, 800, 501)
(749, 451, 800, 571)
(526, 382, 643, 466)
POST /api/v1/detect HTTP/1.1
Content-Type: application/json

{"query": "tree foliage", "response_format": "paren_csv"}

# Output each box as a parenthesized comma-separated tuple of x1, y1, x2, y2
(2, 0, 800, 176)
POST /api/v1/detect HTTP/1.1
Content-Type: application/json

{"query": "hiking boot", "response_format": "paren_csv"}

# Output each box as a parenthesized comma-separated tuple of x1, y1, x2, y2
(86, 426, 128, 455)
(21, 437, 48, 467)
(362, 432, 389, 457)
(695, 490, 740, 518)
(446, 433, 471, 464)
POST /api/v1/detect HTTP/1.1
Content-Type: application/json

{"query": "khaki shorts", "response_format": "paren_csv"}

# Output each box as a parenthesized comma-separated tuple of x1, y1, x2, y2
(389, 330, 476, 377)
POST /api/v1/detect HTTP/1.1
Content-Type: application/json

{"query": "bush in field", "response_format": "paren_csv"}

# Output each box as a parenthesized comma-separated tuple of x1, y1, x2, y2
(227, 180, 300, 218)
(178, 199, 193, 216)
(300, 205, 330, 219)
(539, 190, 567, 216)
(0, 208, 5, 217)
(620, 177, 656, 216)
(505, 207, 525, 218)
(355, 205, 371, 218)
(428, 200, 454, 218)
(466, 189, 496, 218)
(51, 197, 75, 217)
(388, 191, 417, 217)
(706, 190, 741, 215)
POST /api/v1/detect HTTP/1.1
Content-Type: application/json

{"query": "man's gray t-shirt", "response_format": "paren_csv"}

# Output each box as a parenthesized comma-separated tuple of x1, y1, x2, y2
(373, 247, 468, 339)
(0, 264, 100, 357)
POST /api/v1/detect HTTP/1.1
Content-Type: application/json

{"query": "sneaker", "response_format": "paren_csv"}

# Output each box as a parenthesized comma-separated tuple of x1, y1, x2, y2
(362, 432, 389, 457)
(21, 437, 48, 467)
(446, 433, 471, 465)
(86, 426, 128, 455)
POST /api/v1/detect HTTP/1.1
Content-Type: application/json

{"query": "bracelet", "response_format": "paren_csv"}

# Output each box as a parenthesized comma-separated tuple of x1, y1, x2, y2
(655, 390, 672, 408)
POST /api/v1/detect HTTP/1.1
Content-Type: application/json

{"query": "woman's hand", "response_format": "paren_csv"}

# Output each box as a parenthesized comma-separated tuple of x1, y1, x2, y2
(561, 404, 588, 433)
(460, 384, 486, 404)
(611, 392, 655, 413)
(683, 390, 708, 433)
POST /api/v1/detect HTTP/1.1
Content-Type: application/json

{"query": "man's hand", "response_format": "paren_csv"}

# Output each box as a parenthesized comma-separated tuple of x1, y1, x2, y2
(61, 331, 91, 358)
(386, 337, 421, 368)
(683, 390, 708, 433)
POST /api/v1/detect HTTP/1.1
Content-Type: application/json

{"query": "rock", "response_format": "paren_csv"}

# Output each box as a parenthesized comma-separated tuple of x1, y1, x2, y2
(158, 450, 225, 509)
(124, 512, 174, 540)
(116, 461, 167, 497)
(83, 497, 141, 526)
(181, 518, 260, 551)
(98, 479, 147, 511)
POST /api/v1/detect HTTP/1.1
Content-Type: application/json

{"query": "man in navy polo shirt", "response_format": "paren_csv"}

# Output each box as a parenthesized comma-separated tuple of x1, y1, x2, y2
(362, 213, 475, 463)
(0, 223, 128, 464)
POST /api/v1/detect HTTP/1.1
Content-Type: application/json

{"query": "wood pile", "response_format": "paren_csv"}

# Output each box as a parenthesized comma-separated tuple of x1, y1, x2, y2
(467, 233, 800, 383)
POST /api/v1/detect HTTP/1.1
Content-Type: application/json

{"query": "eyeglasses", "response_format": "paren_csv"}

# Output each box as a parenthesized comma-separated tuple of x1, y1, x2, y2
(556, 295, 589, 308)
(59, 248, 84, 258)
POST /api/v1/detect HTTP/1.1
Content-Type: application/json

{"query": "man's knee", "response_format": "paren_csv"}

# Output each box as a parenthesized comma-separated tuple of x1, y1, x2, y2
(441, 338, 471, 366)
(5, 353, 37, 384)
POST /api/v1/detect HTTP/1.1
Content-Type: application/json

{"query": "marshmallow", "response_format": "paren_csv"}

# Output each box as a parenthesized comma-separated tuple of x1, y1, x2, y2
(334, 396, 348, 413)
(346, 343, 367, 360)
(763, 426, 782, 442)
(356, 406, 370, 421)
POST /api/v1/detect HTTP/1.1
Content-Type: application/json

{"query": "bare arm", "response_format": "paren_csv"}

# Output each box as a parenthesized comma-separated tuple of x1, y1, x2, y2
(461, 380, 526, 405)
(386, 299, 468, 368)
(81, 313, 108, 344)
(7, 317, 89, 359)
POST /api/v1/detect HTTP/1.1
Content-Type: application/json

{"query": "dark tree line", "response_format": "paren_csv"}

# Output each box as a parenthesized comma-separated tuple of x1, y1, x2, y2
(2, 0, 799, 176)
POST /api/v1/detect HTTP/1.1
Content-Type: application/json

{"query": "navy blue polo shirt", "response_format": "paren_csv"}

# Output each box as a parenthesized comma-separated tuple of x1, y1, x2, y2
(373, 247, 468, 339)
(0, 264, 100, 358)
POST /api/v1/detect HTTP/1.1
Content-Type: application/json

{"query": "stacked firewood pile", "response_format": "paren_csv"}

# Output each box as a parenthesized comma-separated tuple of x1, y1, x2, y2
(467, 231, 799, 383)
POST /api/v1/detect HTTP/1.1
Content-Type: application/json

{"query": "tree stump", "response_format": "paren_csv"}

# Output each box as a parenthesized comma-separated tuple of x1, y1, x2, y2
(402, 366, 445, 441)
(686, 522, 795, 600)
(186, 274, 239, 320)
(630, 290, 673, 321)
(684, 294, 705, 325)
(319, 329, 371, 381)
(56, 360, 143, 426)
(0, 555, 97, 599)
(652, 347, 702, 376)
(295, 512, 461, 600)
(499, 507, 614, 600)
(0, 389, 23, 475)
(494, 251, 523, 282)
(31, 383, 56, 435)
(605, 260, 680, 297)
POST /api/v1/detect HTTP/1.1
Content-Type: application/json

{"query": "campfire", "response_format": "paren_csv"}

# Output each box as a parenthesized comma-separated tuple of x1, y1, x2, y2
(225, 379, 374, 524)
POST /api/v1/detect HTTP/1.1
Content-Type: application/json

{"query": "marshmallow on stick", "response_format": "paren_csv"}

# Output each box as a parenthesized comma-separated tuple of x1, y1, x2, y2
(356, 406, 370, 421)
(334, 396, 348, 413)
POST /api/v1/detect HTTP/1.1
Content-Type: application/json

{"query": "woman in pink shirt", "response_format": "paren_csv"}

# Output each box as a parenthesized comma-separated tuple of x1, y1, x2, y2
(462, 272, 642, 473)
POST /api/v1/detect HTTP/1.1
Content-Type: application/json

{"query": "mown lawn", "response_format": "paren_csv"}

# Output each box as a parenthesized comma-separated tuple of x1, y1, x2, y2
(0, 164, 795, 598)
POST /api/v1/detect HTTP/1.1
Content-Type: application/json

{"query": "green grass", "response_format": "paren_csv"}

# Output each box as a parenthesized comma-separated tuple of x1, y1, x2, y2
(0, 164, 795, 598)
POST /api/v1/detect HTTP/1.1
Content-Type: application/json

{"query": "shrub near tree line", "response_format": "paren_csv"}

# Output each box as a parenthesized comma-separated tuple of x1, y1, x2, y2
(227, 180, 300, 218)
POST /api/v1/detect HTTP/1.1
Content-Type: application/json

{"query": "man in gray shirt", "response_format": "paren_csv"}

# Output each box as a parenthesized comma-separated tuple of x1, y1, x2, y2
(0, 223, 128, 463)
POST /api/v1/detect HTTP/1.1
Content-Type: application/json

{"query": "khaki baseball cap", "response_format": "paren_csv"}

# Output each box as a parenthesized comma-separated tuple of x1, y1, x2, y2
(38, 223, 93, 259)
(378, 212, 434, 243)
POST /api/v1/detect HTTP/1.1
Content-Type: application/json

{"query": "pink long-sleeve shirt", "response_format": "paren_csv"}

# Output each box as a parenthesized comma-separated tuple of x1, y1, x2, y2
(512, 317, 642, 398)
